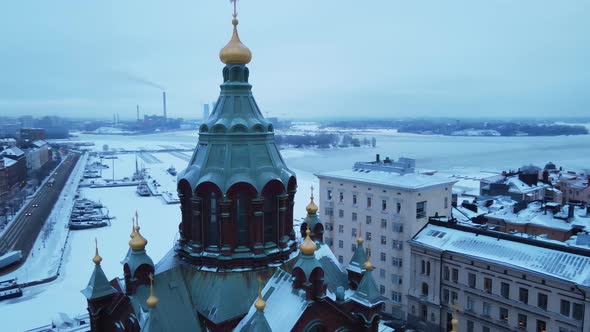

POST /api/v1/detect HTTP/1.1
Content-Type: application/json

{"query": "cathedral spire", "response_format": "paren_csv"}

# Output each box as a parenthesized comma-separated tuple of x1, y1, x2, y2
(82, 238, 117, 300)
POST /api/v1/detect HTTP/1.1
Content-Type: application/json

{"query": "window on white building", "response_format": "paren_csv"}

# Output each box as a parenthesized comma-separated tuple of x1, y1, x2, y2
(382, 199, 387, 211)
(392, 222, 403, 233)
(367, 197, 372, 208)
(338, 209, 344, 218)
(327, 190, 332, 200)
(381, 236, 387, 245)
(352, 212, 357, 221)
(339, 192, 343, 202)
(381, 218, 387, 228)
(416, 201, 427, 219)
(353, 194, 357, 205)
(366, 215, 372, 225)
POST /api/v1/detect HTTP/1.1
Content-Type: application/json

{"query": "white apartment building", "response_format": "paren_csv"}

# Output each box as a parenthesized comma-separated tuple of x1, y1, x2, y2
(409, 221, 590, 332)
(317, 156, 455, 319)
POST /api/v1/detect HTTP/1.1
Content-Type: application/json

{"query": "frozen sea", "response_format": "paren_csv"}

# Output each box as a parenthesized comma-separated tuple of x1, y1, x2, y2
(1, 129, 589, 331)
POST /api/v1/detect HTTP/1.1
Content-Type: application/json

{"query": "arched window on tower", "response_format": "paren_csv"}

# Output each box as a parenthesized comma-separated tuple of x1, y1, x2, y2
(209, 192, 219, 247)
(262, 180, 285, 246)
(228, 182, 257, 249)
(236, 191, 249, 246)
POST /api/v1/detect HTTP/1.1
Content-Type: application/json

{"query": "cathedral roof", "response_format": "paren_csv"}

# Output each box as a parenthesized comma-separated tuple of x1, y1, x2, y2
(239, 310, 272, 332)
(132, 266, 202, 332)
(347, 240, 367, 274)
(350, 269, 386, 308)
(234, 269, 308, 331)
(178, 15, 295, 195)
(81, 262, 117, 300)
(125, 249, 154, 278)
(314, 243, 349, 294)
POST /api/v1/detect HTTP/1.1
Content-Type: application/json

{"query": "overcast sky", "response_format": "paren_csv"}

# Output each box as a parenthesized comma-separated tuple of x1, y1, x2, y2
(0, 0, 588, 120)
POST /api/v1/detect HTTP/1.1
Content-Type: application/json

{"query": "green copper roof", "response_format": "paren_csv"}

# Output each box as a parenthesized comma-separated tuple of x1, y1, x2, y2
(347, 242, 367, 274)
(81, 263, 117, 300)
(179, 64, 295, 194)
(294, 250, 322, 280)
(239, 310, 272, 332)
(350, 269, 386, 308)
(133, 266, 202, 332)
(125, 249, 154, 278)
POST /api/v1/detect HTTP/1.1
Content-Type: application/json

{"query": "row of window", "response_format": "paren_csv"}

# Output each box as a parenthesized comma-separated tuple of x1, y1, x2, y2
(326, 190, 402, 212)
(464, 308, 547, 331)
(335, 223, 404, 237)
(444, 267, 585, 320)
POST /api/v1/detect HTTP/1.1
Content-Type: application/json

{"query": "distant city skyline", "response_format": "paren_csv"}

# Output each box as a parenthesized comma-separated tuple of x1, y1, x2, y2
(0, 1, 588, 120)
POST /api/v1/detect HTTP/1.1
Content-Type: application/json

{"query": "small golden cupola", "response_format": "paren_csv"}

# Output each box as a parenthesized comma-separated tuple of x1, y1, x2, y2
(93, 238, 102, 265)
(219, 0, 252, 65)
(362, 245, 374, 271)
(129, 212, 148, 251)
(300, 228, 317, 255)
(306, 186, 318, 215)
(146, 274, 159, 308)
(357, 223, 364, 245)
(254, 277, 266, 311)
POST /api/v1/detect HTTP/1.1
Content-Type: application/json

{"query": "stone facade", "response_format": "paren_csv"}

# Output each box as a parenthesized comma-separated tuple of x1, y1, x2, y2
(318, 158, 455, 320)
(408, 221, 590, 332)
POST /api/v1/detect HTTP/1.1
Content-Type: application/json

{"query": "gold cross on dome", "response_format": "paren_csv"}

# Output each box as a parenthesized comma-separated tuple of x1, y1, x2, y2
(310, 185, 314, 199)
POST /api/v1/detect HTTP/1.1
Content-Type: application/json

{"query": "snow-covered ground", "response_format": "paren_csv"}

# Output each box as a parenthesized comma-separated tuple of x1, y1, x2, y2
(2, 129, 589, 330)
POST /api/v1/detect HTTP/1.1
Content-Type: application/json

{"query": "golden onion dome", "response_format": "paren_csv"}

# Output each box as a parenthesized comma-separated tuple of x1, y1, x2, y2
(146, 276, 158, 308)
(357, 224, 364, 244)
(254, 278, 266, 311)
(92, 238, 102, 265)
(219, 18, 252, 65)
(356, 235, 364, 245)
(306, 196, 318, 215)
(129, 225, 148, 251)
(300, 228, 317, 255)
(363, 247, 374, 271)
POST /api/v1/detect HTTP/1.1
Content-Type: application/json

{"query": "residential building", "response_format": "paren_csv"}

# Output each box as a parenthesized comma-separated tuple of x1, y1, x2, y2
(317, 154, 456, 319)
(480, 166, 549, 203)
(408, 219, 590, 332)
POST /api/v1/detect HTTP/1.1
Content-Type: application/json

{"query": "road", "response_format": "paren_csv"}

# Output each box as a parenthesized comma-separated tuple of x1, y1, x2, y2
(0, 152, 80, 275)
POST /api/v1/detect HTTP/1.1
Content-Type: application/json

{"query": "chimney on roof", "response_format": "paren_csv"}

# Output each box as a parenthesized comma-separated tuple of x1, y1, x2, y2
(586, 205, 590, 216)
(376, 154, 380, 163)
(568, 204, 575, 220)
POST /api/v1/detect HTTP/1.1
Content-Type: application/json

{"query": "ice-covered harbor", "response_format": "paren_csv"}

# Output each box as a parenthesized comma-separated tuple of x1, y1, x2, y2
(1, 129, 589, 331)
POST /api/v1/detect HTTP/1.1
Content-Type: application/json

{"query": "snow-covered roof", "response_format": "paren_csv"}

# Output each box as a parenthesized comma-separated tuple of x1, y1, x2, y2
(32, 140, 48, 148)
(0, 146, 25, 157)
(317, 168, 456, 190)
(235, 269, 309, 332)
(0, 157, 17, 168)
(0, 138, 16, 144)
(412, 224, 590, 287)
(486, 202, 590, 231)
(506, 177, 548, 194)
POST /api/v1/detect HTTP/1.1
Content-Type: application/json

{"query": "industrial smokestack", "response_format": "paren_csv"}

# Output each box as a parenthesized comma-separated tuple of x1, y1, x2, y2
(203, 104, 210, 121)
(162, 91, 167, 119)
(136, 105, 140, 121)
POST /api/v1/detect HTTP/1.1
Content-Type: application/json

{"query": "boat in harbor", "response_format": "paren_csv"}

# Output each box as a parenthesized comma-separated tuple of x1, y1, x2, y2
(167, 165, 177, 176)
(136, 180, 150, 196)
